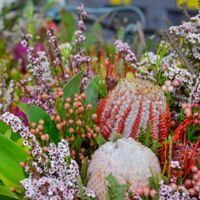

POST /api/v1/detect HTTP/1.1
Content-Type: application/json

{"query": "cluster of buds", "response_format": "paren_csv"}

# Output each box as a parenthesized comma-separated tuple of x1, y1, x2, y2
(0, 112, 95, 199)
(182, 103, 199, 117)
(162, 79, 180, 93)
(160, 165, 200, 199)
(134, 186, 157, 198)
(50, 91, 100, 163)
(181, 165, 200, 198)
(29, 119, 50, 146)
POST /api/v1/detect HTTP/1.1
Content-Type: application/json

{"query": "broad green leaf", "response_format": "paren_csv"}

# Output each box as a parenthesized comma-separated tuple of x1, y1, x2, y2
(84, 23, 103, 48)
(85, 75, 101, 107)
(0, 121, 20, 142)
(72, 135, 83, 151)
(106, 174, 127, 200)
(60, 11, 76, 42)
(4, 129, 11, 139)
(63, 70, 84, 99)
(97, 133, 106, 146)
(18, 103, 59, 143)
(0, 185, 19, 199)
(0, 121, 9, 134)
(0, 135, 27, 190)
(85, 75, 107, 108)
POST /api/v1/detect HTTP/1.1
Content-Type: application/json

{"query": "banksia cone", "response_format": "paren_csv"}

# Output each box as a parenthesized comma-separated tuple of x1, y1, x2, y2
(96, 78, 170, 141)
(87, 138, 161, 200)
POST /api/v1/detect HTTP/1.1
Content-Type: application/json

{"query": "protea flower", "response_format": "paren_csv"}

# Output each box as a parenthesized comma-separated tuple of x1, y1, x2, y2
(87, 138, 161, 200)
(96, 78, 170, 142)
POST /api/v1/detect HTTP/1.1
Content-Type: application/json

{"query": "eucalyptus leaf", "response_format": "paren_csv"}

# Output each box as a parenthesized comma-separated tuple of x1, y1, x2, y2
(63, 70, 84, 99)
(85, 75, 101, 107)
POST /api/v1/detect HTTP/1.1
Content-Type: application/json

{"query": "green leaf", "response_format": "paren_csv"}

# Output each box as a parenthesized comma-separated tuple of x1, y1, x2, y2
(99, 79, 107, 98)
(106, 174, 127, 200)
(0, 135, 27, 190)
(80, 158, 89, 185)
(97, 133, 106, 146)
(18, 102, 59, 143)
(60, 11, 76, 42)
(63, 70, 84, 99)
(72, 135, 83, 151)
(0, 121, 9, 134)
(85, 75, 107, 108)
(4, 129, 11, 139)
(0, 121, 20, 142)
(85, 75, 101, 107)
(0, 185, 19, 199)
(84, 23, 103, 48)
(77, 176, 86, 200)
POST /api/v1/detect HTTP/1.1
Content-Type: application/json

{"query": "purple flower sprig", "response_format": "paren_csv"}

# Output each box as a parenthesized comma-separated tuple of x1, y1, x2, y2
(74, 3, 87, 47)
(114, 40, 156, 82)
(47, 28, 65, 80)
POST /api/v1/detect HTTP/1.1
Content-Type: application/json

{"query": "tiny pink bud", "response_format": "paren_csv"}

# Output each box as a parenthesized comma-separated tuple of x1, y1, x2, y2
(69, 128, 74, 133)
(69, 119, 74, 125)
(64, 103, 70, 109)
(66, 97, 71, 103)
(87, 104, 92, 109)
(168, 85, 174, 92)
(150, 189, 157, 197)
(165, 80, 172, 87)
(143, 187, 150, 196)
(41, 135, 46, 141)
(76, 120, 82, 126)
(162, 85, 167, 92)
(92, 114, 98, 121)
(45, 134, 49, 141)
(135, 187, 143, 196)
(19, 162, 26, 168)
(172, 79, 180, 87)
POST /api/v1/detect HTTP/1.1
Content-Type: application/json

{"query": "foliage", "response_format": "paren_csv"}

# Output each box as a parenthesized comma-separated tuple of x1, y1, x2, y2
(106, 174, 127, 200)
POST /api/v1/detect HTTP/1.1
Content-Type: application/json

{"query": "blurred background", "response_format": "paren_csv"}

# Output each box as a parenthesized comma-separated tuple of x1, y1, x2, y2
(0, 0, 199, 48)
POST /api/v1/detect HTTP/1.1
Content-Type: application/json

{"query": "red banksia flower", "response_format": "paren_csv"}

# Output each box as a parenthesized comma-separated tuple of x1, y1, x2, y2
(96, 78, 171, 141)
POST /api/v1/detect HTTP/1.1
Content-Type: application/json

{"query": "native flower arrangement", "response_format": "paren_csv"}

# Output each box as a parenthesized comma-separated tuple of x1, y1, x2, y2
(0, 4, 199, 200)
